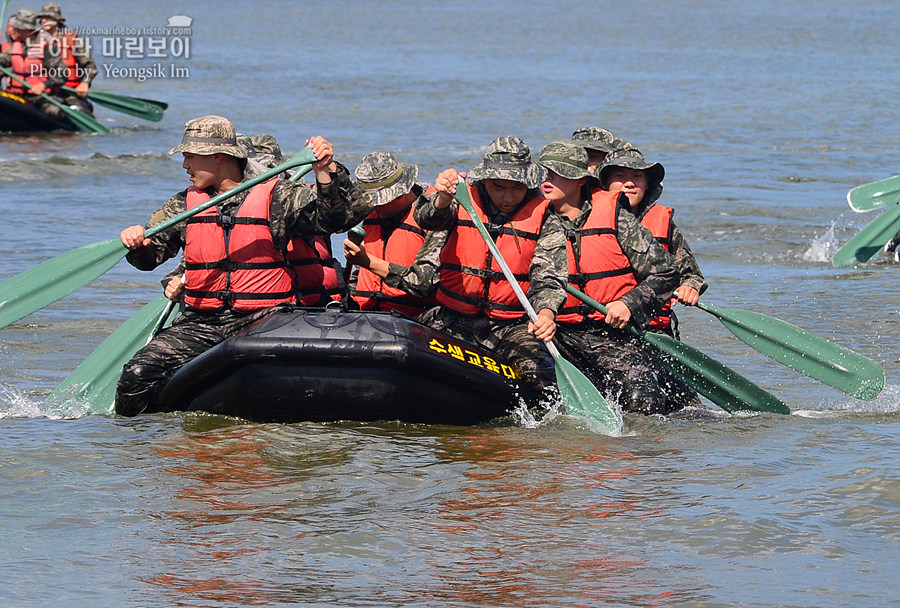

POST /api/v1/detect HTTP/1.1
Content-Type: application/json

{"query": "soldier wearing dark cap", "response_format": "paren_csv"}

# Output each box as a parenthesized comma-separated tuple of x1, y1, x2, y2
(598, 147, 707, 335)
(342, 151, 437, 317)
(355, 136, 568, 406)
(571, 126, 631, 172)
(116, 115, 372, 416)
(37, 2, 97, 116)
(0, 9, 69, 118)
(539, 141, 699, 415)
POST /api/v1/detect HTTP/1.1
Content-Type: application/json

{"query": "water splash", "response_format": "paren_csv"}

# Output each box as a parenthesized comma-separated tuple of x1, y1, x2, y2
(0, 381, 92, 420)
(802, 222, 839, 262)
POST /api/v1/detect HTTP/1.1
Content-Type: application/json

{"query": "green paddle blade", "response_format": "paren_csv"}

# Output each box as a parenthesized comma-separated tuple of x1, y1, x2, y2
(0, 238, 126, 329)
(833, 204, 900, 267)
(847, 174, 900, 212)
(641, 331, 791, 414)
(695, 301, 884, 400)
(64, 87, 165, 122)
(47, 296, 177, 414)
(549, 342, 623, 432)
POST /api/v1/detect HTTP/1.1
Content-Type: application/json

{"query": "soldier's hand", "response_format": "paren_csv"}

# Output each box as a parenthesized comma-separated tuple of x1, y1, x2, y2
(528, 308, 557, 342)
(343, 238, 369, 268)
(603, 300, 631, 329)
(120, 225, 150, 249)
(164, 275, 185, 301)
(434, 168, 460, 209)
(75, 82, 90, 97)
(30, 81, 46, 96)
(674, 285, 699, 306)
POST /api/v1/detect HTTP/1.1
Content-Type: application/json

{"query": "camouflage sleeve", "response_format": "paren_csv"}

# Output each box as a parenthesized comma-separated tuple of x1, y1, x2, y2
(616, 207, 680, 328)
(381, 229, 448, 299)
(527, 211, 568, 315)
(71, 37, 98, 84)
(41, 45, 67, 88)
(125, 191, 188, 271)
(277, 162, 373, 241)
(413, 191, 459, 230)
(669, 220, 708, 295)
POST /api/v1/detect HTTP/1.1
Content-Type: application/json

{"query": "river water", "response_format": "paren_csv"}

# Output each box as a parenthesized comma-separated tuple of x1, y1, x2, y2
(2, 1, 899, 606)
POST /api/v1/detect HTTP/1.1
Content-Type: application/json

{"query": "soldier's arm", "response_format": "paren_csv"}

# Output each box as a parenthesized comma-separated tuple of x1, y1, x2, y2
(124, 192, 188, 270)
(527, 211, 567, 316)
(381, 229, 446, 299)
(669, 220, 708, 295)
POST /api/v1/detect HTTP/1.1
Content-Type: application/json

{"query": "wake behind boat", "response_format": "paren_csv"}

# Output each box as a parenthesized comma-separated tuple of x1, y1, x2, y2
(156, 308, 525, 425)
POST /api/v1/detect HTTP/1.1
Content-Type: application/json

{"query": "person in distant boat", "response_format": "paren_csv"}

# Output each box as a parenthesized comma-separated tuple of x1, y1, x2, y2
(539, 140, 700, 415)
(597, 147, 707, 338)
(0, 9, 69, 119)
(351, 136, 568, 406)
(115, 115, 371, 417)
(37, 2, 96, 117)
(571, 126, 630, 172)
(341, 151, 437, 317)
(161, 133, 346, 307)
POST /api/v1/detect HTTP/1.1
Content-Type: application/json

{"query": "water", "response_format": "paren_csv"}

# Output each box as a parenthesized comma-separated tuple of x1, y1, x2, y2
(2, 1, 900, 605)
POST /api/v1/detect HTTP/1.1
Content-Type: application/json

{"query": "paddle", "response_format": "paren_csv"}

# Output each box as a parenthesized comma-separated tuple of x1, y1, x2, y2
(0, 148, 318, 330)
(564, 285, 791, 415)
(453, 181, 623, 434)
(61, 86, 166, 122)
(688, 298, 884, 400)
(0, 66, 110, 133)
(832, 204, 900, 267)
(847, 174, 900, 212)
(0, 0, 10, 40)
(47, 295, 178, 414)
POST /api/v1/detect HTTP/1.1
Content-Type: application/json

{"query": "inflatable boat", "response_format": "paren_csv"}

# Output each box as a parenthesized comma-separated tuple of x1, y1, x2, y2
(157, 309, 524, 425)
(0, 91, 76, 133)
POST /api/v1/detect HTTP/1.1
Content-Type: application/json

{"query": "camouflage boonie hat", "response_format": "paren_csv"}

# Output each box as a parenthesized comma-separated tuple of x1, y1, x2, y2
(37, 2, 64, 21)
(9, 9, 37, 30)
(250, 134, 285, 165)
(168, 115, 247, 158)
(597, 147, 665, 189)
(467, 136, 545, 189)
(571, 126, 618, 153)
(539, 141, 594, 181)
(355, 151, 418, 207)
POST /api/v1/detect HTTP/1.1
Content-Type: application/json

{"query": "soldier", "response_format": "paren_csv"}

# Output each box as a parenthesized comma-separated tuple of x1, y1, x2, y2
(0, 9, 69, 119)
(116, 115, 371, 416)
(571, 126, 629, 172)
(538, 140, 699, 415)
(341, 151, 436, 317)
(351, 136, 568, 406)
(598, 147, 708, 337)
(37, 2, 97, 117)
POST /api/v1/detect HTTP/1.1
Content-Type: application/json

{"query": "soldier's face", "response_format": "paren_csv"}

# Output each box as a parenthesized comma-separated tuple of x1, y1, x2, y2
(182, 153, 219, 190)
(8, 26, 29, 42)
(586, 150, 607, 172)
(482, 179, 528, 213)
(603, 167, 647, 210)
(541, 170, 585, 204)
(375, 191, 416, 219)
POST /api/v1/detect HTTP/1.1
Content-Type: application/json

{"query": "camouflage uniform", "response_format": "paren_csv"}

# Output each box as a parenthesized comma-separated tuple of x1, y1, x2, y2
(540, 141, 700, 415)
(388, 137, 568, 404)
(37, 3, 98, 116)
(115, 116, 371, 416)
(0, 10, 69, 119)
(598, 147, 708, 338)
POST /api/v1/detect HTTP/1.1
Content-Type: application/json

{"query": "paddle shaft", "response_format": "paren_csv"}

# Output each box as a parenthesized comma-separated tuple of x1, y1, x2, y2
(0, 66, 110, 133)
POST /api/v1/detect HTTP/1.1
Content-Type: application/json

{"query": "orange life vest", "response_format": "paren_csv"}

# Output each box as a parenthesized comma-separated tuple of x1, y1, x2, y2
(353, 203, 434, 316)
(183, 179, 296, 312)
(436, 183, 549, 320)
(54, 32, 81, 88)
(3, 40, 47, 96)
(556, 188, 639, 324)
(286, 234, 343, 307)
(639, 204, 675, 331)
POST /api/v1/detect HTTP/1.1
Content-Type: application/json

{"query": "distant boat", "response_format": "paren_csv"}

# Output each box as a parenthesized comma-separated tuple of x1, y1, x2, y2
(0, 91, 77, 133)
(156, 309, 525, 425)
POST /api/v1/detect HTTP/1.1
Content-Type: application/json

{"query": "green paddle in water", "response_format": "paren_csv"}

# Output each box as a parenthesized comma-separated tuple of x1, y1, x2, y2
(688, 298, 884, 400)
(0, 149, 318, 330)
(565, 285, 790, 415)
(847, 174, 900, 212)
(47, 295, 178, 414)
(0, 66, 110, 134)
(61, 86, 166, 122)
(454, 181, 623, 435)
(832, 204, 900, 267)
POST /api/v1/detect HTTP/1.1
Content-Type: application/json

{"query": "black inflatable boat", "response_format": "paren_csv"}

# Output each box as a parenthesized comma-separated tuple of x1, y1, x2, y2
(157, 309, 524, 425)
(0, 91, 76, 133)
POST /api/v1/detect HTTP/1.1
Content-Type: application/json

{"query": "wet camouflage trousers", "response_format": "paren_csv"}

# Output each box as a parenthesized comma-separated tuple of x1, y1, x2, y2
(416, 306, 557, 406)
(26, 92, 94, 120)
(554, 322, 701, 415)
(114, 307, 278, 416)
